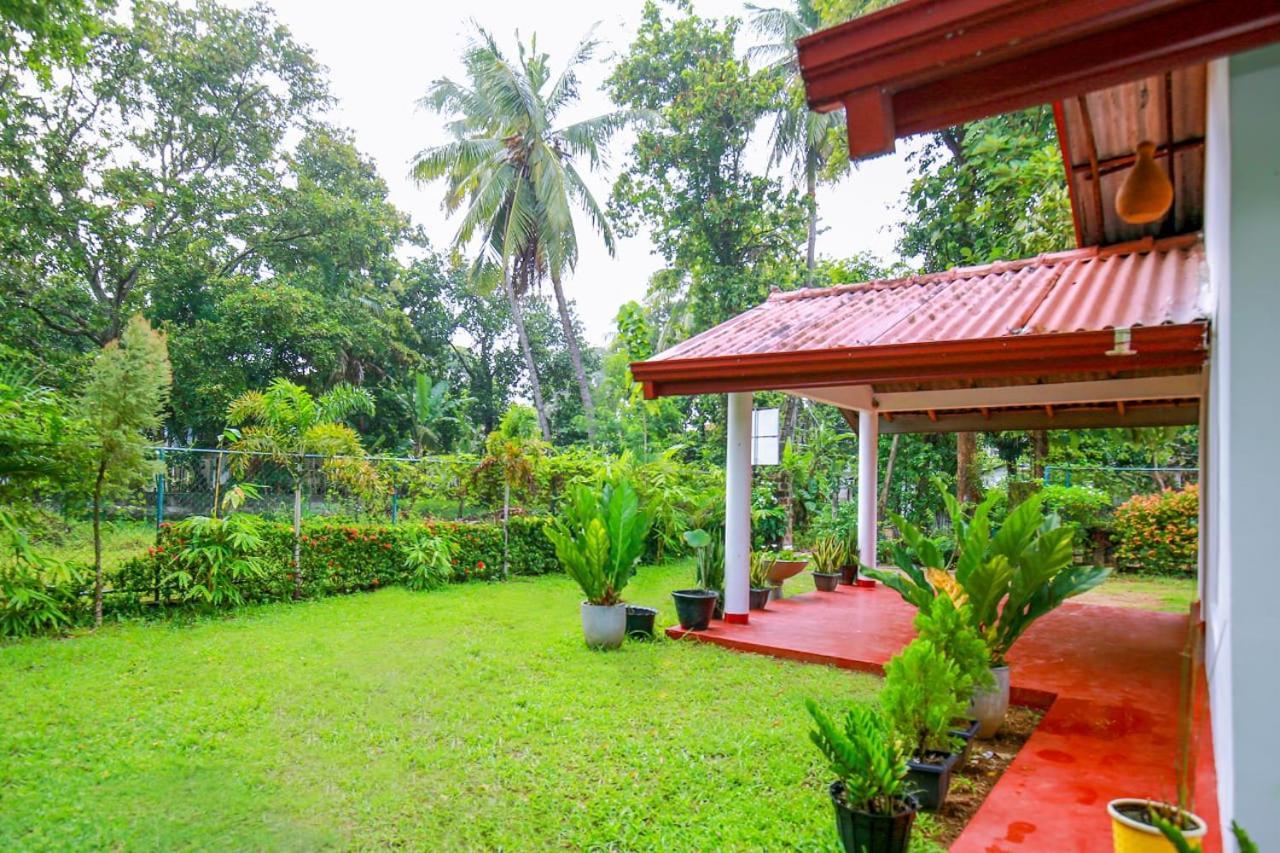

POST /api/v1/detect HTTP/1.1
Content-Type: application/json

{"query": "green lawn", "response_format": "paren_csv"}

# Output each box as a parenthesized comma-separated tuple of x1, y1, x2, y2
(34, 520, 156, 573)
(1077, 572, 1198, 613)
(1, 561, 882, 851)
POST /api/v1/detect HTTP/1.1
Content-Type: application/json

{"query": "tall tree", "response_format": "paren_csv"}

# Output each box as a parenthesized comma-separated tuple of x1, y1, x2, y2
(225, 379, 375, 597)
(1, 0, 329, 351)
(608, 2, 808, 335)
(412, 26, 626, 443)
(80, 315, 171, 627)
(747, 0, 845, 285)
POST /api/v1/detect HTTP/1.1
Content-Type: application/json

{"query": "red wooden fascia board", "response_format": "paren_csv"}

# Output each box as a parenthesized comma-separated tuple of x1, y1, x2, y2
(799, 0, 1280, 159)
(798, 0, 1175, 110)
(631, 324, 1207, 399)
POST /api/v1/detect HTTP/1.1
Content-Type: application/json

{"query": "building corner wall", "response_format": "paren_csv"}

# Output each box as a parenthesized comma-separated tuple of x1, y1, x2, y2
(1217, 43, 1280, 850)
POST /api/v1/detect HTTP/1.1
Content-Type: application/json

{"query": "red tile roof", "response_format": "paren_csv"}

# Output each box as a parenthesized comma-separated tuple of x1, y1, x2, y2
(650, 234, 1206, 361)
(632, 234, 1209, 398)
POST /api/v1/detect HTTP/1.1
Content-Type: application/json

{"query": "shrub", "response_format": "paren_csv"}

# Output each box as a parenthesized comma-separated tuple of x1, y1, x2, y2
(1, 510, 86, 637)
(880, 639, 967, 762)
(543, 477, 653, 606)
(1040, 484, 1112, 545)
(912, 593, 993, 696)
(1112, 485, 1198, 574)
(115, 515, 560, 605)
(403, 531, 458, 591)
(163, 515, 269, 607)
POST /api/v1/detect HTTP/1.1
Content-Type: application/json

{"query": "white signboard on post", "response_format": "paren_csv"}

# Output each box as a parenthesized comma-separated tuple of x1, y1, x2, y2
(752, 408, 780, 465)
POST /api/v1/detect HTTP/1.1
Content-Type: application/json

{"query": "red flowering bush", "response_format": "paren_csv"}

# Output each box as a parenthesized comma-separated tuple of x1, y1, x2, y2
(1111, 484, 1199, 574)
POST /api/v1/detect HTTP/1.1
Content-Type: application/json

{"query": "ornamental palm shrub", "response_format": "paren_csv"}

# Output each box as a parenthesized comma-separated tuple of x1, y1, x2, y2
(544, 476, 653, 606)
(865, 481, 1110, 666)
(806, 699, 910, 814)
(913, 593, 994, 697)
(163, 514, 268, 608)
(880, 639, 968, 762)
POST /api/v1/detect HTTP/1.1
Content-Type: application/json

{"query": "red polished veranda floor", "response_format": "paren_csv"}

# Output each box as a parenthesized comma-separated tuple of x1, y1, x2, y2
(667, 585, 1220, 852)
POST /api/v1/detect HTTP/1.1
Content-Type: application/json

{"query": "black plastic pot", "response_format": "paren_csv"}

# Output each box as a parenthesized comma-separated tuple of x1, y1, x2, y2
(905, 751, 960, 811)
(671, 589, 718, 630)
(840, 564, 857, 585)
(625, 605, 658, 640)
(749, 587, 771, 610)
(813, 571, 841, 592)
(950, 719, 980, 764)
(829, 782, 917, 853)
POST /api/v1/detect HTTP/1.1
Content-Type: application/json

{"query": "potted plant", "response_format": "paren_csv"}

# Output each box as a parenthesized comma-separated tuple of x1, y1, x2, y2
(749, 551, 774, 610)
(880, 638, 967, 810)
(912, 592, 991, 762)
(806, 698, 918, 853)
(767, 547, 808, 599)
(672, 528, 720, 630)
(865, 484, 1110, 737)
(839, 528, 859, 585)
(543, 476, 653, 649)
(811, 535, 843, 592)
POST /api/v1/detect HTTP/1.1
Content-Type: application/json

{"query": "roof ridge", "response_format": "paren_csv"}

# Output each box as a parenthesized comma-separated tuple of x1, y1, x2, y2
(767, 232, 1201, 304)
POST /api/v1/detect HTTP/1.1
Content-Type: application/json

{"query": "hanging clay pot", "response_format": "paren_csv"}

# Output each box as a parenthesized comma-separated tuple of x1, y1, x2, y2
(1115, 141, 1173, 224)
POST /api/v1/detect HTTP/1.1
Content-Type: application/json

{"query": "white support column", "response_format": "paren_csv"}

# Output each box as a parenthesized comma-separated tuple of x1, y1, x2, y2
(858, 409, 879, 573)
(724, 392, 752, 623)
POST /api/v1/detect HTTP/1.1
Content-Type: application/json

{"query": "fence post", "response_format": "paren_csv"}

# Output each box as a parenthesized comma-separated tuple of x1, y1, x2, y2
(1042, 465, 1051, 486)
(390, 487, 398, 525)
(155, 447, 166, 531)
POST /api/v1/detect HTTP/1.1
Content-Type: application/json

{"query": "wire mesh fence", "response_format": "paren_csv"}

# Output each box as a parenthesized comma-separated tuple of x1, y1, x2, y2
(1041, 465, 1199, 503)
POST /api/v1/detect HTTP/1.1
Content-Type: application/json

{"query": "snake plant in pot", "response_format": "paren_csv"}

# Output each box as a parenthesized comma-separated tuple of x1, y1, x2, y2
(864, 482, 1110, 736)
(807, 699, 917, 853)
(543, 476, 653, 649)
(749, 550, 775, 610)
(811, 535, 844, 592)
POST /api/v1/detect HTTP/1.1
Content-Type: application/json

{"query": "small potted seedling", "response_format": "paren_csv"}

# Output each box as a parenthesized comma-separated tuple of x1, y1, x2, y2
(807, 699, 918, 853)
(672, 528, 721, 630)
(749, 550, 774, 610)
(881, 638, 967, 811)
(811, 536, 844, 592)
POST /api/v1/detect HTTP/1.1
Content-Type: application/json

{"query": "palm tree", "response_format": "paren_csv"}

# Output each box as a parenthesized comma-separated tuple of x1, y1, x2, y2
(399, 372, 471, 456)
(226, 379, 376, 597)
(748, 1, 848, 286)
(411, 26, 627, 444)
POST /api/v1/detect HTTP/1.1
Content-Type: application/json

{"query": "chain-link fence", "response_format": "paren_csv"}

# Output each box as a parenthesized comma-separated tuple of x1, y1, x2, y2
(1041, 465, 1199, 503)
(143, 447, 489, 528)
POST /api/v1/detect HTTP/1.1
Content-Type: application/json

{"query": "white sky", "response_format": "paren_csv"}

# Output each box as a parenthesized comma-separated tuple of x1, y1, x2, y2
(227, 0, 916, 346)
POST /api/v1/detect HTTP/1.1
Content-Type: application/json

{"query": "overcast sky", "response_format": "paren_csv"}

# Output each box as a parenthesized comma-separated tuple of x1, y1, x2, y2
(226, 0, 917, 346)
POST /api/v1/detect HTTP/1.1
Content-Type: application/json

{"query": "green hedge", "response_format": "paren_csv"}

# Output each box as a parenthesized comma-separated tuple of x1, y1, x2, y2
(1111, 485, 1198, 574)
(116, 515, 560, 604)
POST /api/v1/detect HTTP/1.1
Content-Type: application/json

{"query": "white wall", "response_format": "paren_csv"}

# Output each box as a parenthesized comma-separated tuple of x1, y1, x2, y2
(1206, 43, 1280, 851)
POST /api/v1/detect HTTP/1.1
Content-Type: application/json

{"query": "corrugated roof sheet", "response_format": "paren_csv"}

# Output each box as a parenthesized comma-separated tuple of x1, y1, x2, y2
(650, 235, 1207, 362)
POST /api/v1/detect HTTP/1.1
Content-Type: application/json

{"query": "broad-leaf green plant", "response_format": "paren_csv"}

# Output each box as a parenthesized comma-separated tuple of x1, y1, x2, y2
(404, 532, 458, 591)
(865, 482, 1111, 665)
(163, 514, 268, 608)
(806, 698, 910, 814)
(544, 476, 653, 606)
(683, 526, 725, 595)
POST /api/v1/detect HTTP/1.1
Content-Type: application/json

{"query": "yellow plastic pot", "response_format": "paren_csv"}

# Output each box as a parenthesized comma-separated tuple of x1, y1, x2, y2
(1107, 799, 1207, 852)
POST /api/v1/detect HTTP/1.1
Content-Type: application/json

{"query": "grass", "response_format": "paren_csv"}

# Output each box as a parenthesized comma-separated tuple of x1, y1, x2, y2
(33, 520, 155, 573)
(1079, 572, 1197, 613)
(1, 560, 885, 851)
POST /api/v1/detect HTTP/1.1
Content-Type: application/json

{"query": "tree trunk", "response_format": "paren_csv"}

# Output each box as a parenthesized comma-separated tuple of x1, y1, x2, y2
(1030, 430, 1049, 480)
(956, 432, 981, 504)
(502, 480, 510, 579)
(92, 461, 107, 629)
(550, 270, 597, 443)
(504, 270, 551, 441)
(879, 434, 900, 518)
(805, 151, 818, 287)
(292, 481, 303, 599)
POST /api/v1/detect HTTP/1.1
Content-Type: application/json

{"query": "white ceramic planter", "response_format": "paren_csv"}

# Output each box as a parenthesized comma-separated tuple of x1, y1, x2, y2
(969, 665, 1010, 738)
(580, 602, 626, 649)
